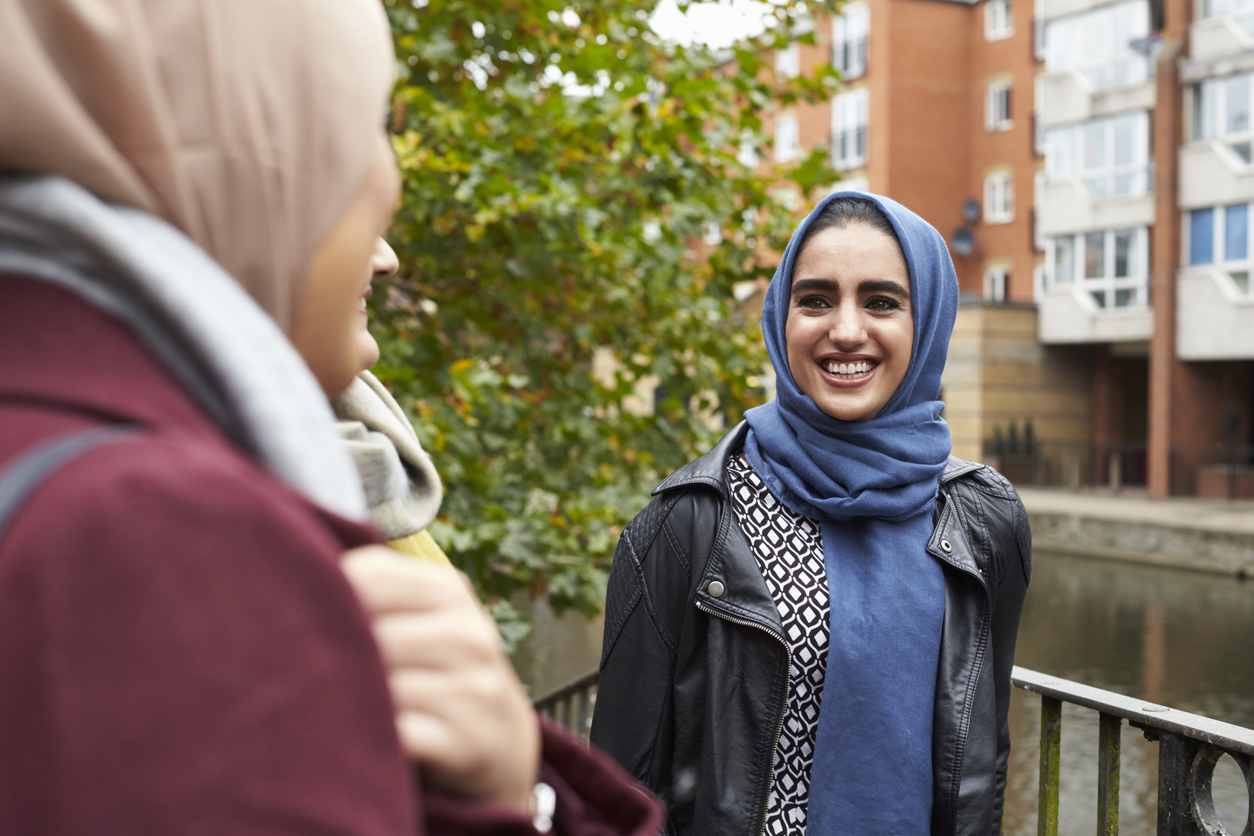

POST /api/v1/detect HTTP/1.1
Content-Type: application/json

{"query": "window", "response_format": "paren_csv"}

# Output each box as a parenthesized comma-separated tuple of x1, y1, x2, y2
(1047, 227, 1149, 307)
(737, 129, 759, 169)
(1189, 209, 1214, 265)
(833, 4, 869, 80)
(1044, 111, 1150, 197)
(1188, 203, 1253, 293)
(1044, 0, 1150, 90)
(986, 82, 1012, 131)
(985, 172, 1014, 223)
(776, 42, 800, 80)
(832, 89, 868, 169)
(1033, 75, 1046, 154)
(1033, 170, 1046, 251)
(985, 0, 1014, 40)
(984, 266, 1009, 301)
(1196, 73, 1253, 164)
(774, 113, 801, 163)
(1202, 0, 1254, 19)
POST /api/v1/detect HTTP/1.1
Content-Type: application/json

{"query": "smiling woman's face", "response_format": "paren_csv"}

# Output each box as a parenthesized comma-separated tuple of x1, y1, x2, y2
(291, 137, 399, 398)
(785, 223, 914, 422)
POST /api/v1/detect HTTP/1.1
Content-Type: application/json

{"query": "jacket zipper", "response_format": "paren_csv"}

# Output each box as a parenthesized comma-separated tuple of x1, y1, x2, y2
(694, 600, 791, 836)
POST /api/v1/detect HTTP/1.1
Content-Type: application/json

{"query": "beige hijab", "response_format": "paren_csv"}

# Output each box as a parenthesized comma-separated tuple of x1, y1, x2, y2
(0, 0, 395, 330)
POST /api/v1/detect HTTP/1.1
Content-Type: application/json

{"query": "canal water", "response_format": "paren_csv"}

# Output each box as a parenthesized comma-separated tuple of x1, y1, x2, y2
(514, 550, 1254, 834)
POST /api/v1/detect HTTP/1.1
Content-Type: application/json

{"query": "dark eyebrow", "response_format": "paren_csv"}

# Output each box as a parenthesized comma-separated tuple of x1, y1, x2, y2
(859, 279, 911, 298)
(791, 278, 838, 295)
(790, 277, 911, 298)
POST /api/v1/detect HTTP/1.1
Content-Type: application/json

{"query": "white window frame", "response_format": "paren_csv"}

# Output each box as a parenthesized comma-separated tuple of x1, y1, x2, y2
(774, 112, 801, 163)
(985, 172, 1015, 224)
(1196, 72, 1254, 165)
(831, 89, 869, 170)
(986, 81, 1013, 131)
(1044, 111, 1151, 198)
(1033, 170, 1046, 251)
(1044, 0, 1150, 90)
(1033, 74, 1046, 154)
(984, 266, 1010, 302)
(832, 4, 869, 80)
(737, 129, 759, 169)
(985, 0, 1014, 41)
(1201, 0, 1254, 19)
(1187, 203, 1254, 293)
(1046, 226, 1150, 308)
(776, 42, 801, 80)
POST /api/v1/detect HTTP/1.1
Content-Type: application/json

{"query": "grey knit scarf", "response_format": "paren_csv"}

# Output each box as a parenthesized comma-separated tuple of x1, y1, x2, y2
(333, 371, 442, 539)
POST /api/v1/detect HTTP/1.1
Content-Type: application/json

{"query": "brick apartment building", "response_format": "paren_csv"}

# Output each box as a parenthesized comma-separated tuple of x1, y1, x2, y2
(766, 0, 1254, 498)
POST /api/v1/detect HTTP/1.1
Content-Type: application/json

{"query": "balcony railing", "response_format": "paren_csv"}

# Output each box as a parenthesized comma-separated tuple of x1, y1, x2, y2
(833, 37, 868, 79)
(832, 126, 868, 170)
(535, 667, 1254, 835)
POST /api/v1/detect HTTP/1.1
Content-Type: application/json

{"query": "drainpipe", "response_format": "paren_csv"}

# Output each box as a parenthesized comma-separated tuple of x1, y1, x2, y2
(1147, 4, 1187, 500)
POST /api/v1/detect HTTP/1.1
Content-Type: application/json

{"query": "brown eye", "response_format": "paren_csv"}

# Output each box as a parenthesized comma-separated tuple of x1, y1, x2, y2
(796, 295, 831, 310)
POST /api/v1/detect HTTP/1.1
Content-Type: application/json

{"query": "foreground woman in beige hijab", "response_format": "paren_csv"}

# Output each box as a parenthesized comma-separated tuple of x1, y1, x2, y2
(0, 1, 661, 833)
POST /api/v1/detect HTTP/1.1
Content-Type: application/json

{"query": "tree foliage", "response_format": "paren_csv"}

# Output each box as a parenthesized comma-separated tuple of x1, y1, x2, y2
(378, 0, 840, 645)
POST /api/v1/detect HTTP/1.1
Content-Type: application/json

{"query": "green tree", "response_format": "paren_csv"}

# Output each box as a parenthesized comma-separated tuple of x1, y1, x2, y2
(378, 0, 840, 647)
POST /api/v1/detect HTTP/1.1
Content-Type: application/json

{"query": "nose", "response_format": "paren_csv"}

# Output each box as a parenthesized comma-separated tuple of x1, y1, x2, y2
(371, 237, 399, 278)
(828, 299, 866, 348)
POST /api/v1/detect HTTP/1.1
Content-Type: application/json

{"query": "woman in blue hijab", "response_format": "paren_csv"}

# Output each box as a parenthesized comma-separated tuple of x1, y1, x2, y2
(591, 193, 1032, 836)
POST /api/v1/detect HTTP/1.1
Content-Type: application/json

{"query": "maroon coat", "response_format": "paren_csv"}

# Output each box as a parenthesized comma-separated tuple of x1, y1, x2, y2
(0, 276, 661, 836)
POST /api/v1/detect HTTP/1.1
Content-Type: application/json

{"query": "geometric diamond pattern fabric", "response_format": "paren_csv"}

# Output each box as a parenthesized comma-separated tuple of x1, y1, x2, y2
(727, 456, 831, 836)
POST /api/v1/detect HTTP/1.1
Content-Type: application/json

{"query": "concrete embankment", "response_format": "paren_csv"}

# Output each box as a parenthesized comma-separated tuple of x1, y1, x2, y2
(1017, 488, 1254, 578)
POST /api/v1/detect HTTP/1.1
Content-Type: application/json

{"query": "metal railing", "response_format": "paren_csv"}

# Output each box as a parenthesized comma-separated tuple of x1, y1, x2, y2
(535, 666, 1254, 834)
(1170, 444, 1254, 500)
(983, 439, 1149, 491)
(534, 668, 600, 738)
(1013, 666, 1254, 836)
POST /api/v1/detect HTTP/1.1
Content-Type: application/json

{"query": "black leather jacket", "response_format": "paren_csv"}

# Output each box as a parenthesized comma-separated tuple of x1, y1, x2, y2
(590, 423, 1031, 836)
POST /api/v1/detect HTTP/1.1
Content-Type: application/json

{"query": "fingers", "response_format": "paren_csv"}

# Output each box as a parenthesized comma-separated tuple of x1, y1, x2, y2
(341, 545, 475, 615)
(373, 610, 504, 668)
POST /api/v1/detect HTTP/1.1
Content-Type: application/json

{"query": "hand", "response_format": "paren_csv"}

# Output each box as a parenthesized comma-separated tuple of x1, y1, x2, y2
(341, 546, 541, 814)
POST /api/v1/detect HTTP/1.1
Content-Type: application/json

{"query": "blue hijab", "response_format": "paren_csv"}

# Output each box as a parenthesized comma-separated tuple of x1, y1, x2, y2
(743, 192, 959, 834)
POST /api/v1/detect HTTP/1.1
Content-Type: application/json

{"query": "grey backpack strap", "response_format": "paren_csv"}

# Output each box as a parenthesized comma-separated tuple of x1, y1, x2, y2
(0, 426, 140, 543)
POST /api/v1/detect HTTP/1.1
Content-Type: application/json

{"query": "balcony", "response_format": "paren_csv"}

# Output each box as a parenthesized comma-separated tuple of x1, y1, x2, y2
(1040, 0, 1112, 21)
(1038, 176, 1155, 237)
(1176, 266, 1254, 359)
(831, 126, 867, 171)
(1186, 10, 1254, 65)
(1038, 284, 1153, 344)
(833, 37, 868, 80)
(1038, 68, 1155, 128)
(1179, 140, 1254, 209)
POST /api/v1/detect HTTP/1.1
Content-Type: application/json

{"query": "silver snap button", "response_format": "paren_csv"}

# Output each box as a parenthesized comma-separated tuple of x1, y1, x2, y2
(940, 539, 953, 553)
(707, 580, 725, 598)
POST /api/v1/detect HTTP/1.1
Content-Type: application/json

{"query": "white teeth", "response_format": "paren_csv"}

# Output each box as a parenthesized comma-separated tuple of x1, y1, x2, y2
(824, 361, 874, 378)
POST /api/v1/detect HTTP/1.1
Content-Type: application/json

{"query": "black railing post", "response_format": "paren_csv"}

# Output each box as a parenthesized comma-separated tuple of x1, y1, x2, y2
(1098, 712, 1121, 836)
(1039, 696, 1062, 836)
(1151, 731, 1204, 836)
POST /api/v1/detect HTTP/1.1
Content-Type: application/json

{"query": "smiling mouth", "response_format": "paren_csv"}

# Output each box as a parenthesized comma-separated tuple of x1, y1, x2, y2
(820, 360, 877, 380)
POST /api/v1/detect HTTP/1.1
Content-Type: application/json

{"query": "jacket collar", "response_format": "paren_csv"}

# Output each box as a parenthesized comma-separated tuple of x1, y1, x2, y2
(652, 421, 985, 498)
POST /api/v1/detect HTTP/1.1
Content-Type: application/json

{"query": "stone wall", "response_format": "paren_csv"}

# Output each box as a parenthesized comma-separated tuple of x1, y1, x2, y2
(943, 303, 1092, 466)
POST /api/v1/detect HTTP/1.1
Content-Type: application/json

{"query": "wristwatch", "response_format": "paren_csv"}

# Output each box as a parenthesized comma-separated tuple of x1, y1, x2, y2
(529, 781, 557, 833)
